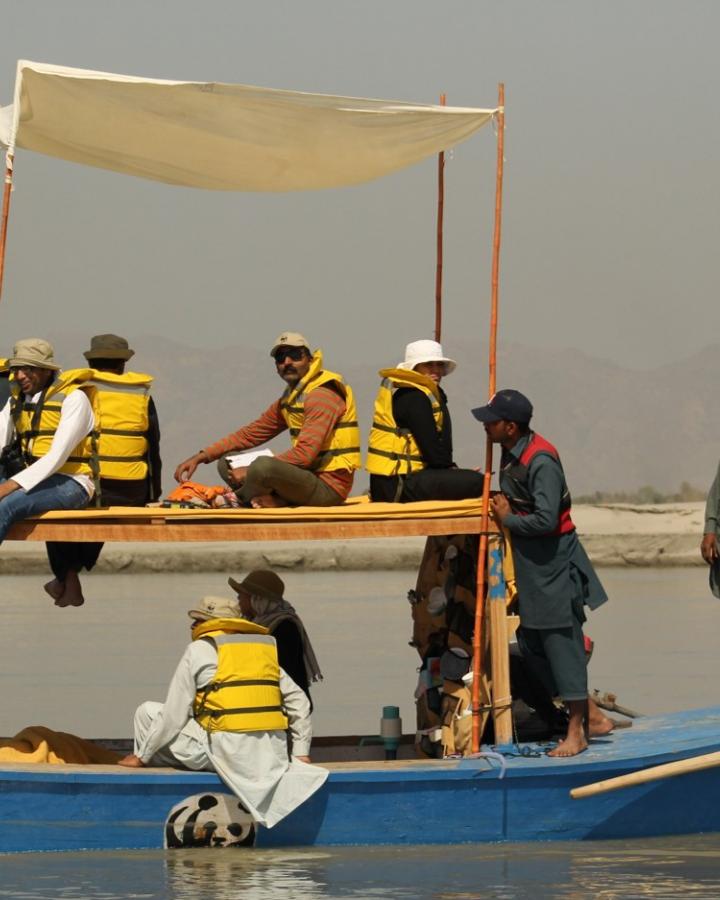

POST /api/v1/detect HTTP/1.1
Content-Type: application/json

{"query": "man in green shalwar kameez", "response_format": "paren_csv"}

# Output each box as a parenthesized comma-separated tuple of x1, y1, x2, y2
(473, 389, 613, 757)
(701, 461, 720, 597)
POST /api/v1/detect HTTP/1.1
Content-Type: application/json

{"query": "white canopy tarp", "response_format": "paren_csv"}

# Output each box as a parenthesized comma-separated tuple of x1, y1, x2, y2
(0, 61, 497, 192)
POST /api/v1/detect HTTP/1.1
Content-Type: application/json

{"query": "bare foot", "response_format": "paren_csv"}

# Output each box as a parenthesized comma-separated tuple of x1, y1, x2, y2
(547, 734, 588, 757)
(549, 699, 589, 757)
(588, 698, 615, 737)
(62, 570, 85, 607)
(250, 494, 288, 509)
(44, 578, 66, 603)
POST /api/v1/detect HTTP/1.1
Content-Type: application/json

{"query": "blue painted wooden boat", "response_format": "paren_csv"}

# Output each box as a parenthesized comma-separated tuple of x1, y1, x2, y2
(1, 706, 719, 853)
(0, 61, 715, 857)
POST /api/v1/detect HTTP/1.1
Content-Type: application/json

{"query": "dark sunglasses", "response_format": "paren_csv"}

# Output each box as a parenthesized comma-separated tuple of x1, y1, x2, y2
(273, 347, 306, 364)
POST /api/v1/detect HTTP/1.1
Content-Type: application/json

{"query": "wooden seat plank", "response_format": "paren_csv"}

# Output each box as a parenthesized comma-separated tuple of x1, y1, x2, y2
(6, 515, 486, 543)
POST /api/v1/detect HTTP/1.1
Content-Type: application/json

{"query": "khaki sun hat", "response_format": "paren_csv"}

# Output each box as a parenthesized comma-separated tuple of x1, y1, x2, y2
(84, 333, 135, 361)
(269, 332, 310, 357)
(8, 338, 60, 371)
(396, 339, 456, 375)
(187, 595, 241, 622)
(228, 570, 285, 602)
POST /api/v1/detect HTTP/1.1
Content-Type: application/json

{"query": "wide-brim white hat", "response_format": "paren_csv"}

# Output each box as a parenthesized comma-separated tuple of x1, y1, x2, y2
(397, 339, 456, 375)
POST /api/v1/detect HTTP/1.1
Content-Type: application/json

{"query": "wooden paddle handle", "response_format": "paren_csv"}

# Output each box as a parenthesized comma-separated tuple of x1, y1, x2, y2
(571, 750, 720, 799)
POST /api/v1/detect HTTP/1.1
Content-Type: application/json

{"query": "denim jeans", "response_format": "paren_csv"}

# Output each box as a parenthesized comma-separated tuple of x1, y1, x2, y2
(0, 474, 90, 544)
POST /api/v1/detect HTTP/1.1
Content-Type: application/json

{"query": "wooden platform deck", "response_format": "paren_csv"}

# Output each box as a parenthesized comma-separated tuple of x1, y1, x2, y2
(5, 498, 491, 543)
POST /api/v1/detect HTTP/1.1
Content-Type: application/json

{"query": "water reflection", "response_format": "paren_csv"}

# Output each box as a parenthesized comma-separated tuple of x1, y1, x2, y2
(2, 838, 720, 899)
(163, 851, 335, 899)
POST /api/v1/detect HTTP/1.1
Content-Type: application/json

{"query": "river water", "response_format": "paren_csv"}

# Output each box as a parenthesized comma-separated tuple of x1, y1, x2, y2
(1, 566, 719, 897)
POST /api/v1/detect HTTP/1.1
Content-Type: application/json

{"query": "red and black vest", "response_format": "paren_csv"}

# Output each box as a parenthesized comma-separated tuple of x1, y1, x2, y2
(499, 432, 575, 535)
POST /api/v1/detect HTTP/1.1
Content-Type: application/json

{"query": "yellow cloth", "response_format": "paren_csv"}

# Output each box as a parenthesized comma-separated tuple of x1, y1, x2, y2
(31, 495, 497, 524)
(0, 726, 121, 765)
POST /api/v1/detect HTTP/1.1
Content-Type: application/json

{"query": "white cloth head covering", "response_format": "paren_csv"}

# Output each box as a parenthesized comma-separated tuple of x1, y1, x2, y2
(396, 339, 456, 375)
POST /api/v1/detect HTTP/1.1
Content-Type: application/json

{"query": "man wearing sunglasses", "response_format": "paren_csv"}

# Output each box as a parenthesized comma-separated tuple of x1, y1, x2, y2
(174, 332, 360, 508)
(0, 338, 94, 547)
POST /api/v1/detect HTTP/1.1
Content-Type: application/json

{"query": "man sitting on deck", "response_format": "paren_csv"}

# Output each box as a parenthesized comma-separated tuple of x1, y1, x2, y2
(0, 339, 95, 544)
(43, 334, 162, 608)
(367, 339, 485, 502)
(118, 595, 328, 829)
(173, 332, 360, 508)
(473, 389, 613, 757)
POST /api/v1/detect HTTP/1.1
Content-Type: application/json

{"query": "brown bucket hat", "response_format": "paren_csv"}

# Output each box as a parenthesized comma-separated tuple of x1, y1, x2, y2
(83, 334, 135, 361)
(228, 570, 285, 602)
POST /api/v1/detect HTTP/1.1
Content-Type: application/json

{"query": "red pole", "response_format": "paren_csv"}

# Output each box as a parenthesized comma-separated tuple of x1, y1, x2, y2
(471, 83, 506, 753)
(434, 94, 447, 342)
(0, 152, 14, 300)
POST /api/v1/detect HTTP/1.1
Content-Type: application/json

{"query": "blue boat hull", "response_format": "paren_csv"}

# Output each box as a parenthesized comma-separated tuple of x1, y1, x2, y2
(1, 707, 719, 852)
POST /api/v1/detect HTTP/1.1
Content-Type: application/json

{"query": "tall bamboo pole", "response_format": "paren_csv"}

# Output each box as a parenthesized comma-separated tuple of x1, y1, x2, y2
(471, 83, 508, 752)
(0, 152, 14, 300)
(434, 94, 446, 342)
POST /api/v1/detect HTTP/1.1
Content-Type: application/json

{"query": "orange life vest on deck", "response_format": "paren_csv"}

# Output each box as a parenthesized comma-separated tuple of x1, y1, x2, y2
(165, 482, 228, 505)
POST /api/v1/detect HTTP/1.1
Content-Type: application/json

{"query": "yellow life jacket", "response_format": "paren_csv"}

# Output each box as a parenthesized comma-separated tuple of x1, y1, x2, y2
(81, 369, 153, 481)
(279, 350, 361, 473)
(192, 617, 289, 733)
(10, 370, 96, 479)
(365, 368, 444, 476)
(0, 358, 8, 373)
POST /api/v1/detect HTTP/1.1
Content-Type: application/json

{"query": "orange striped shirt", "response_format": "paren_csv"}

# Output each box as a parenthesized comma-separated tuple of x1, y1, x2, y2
(203, 386, 354, 500)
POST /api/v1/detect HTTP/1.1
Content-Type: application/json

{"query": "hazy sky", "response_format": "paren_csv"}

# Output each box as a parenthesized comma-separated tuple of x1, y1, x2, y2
(1, 1, 718, 370)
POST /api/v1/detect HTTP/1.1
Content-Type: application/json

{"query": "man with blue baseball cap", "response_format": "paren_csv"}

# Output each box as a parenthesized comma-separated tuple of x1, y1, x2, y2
(472, 389, 612, 756)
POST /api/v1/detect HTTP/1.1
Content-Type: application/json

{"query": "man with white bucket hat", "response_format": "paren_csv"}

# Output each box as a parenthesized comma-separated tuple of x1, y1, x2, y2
(0, 338, 94, 558)
(366, 339, 484, 502)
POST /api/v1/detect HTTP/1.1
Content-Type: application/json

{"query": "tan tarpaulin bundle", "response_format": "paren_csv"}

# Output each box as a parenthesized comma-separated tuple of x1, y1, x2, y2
(0, 60, 497, 191)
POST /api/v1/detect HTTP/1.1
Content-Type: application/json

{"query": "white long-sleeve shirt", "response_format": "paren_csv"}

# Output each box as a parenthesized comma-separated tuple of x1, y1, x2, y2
(134, 637, 327, 828)
(138, 638, 314, 761)
(0, 389, 95, 496)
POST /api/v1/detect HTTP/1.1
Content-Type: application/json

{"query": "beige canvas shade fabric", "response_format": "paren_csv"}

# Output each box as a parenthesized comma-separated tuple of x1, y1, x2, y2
(0, 61, 497, 191)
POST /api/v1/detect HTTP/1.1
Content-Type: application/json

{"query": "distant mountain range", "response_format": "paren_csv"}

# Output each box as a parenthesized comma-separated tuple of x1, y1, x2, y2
(43, 332, 720, 498)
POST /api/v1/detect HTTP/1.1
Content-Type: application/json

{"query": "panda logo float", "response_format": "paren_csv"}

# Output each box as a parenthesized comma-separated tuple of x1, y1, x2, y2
(164, 793, 256, 848)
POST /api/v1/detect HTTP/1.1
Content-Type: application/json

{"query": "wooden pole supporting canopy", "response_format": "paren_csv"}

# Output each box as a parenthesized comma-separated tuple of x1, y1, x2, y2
(0, 153, 14, 300)
(472, 83, 508, 752)
(434, 94, 446, 343)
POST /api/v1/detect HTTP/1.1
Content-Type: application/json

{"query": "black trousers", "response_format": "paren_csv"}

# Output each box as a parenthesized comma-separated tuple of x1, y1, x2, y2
(46, 541, 103, 580)
(46, 478, 150, 581)
(371, 468, 485, 503)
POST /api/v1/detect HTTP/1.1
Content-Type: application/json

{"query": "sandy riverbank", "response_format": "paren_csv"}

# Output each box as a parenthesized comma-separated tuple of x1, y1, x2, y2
(0, 502, 708, 574)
